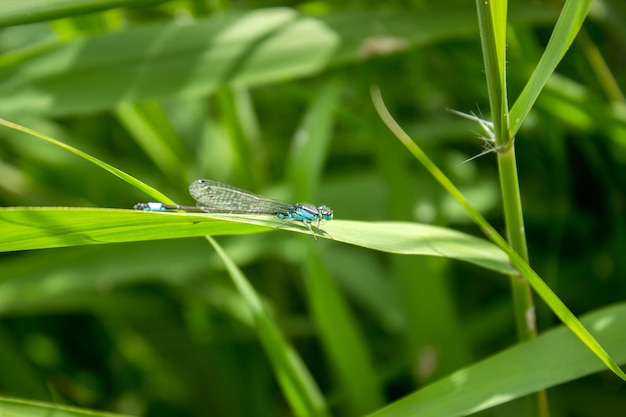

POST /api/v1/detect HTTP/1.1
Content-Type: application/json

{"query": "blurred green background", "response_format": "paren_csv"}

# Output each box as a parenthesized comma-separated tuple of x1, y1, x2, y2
(1, 0, 626, 416)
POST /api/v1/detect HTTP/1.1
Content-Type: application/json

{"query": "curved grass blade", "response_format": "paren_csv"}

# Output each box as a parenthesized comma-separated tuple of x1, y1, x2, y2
(0, 118, 174, 204)
(371, 85, 626, 381)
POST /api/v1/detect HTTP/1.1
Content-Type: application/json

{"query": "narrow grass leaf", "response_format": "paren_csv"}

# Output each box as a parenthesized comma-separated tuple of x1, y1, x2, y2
(0, 118, 175, 203)
(0, 396, 135, 417)
(510, 0, 593, 135)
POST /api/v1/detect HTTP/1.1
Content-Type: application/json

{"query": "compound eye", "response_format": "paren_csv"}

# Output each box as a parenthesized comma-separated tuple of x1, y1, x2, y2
(318, 206, 333, 220)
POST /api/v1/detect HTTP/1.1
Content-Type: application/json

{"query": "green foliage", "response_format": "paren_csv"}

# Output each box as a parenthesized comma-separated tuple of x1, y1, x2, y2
(1, 1, 626, 417)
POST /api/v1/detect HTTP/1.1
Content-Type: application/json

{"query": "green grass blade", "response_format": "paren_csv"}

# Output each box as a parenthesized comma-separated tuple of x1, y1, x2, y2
(0, 0, 164, 27)
(0, 396, 136, 417)
(0, 118, 175, 203)
(507, 247, 626, 380)
(510, 0, 593, 136)
(0, 208, 515, 275)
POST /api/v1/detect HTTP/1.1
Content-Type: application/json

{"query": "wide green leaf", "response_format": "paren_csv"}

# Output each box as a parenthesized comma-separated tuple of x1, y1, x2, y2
(0, 7, 557, 117)
(0, 207, 515, 274)
(369, 302, 626, 417)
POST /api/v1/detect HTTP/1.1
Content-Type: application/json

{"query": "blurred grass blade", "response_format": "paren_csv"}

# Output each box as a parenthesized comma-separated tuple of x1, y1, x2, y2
(115, 102, 187, 182)
(287, 76, 342, 200)
(206, 237, 330, 417)
(214, 86, 263, 188)
(510, 0, 593, 136)
(306, 248, 384, 415)
(0, 7, 557, 117)
(0, 396, 135, 417)
(0, 0, 162, 27)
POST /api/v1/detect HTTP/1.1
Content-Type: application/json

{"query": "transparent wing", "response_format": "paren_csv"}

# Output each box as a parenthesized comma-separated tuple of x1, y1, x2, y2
(188, 179, 293, 214)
